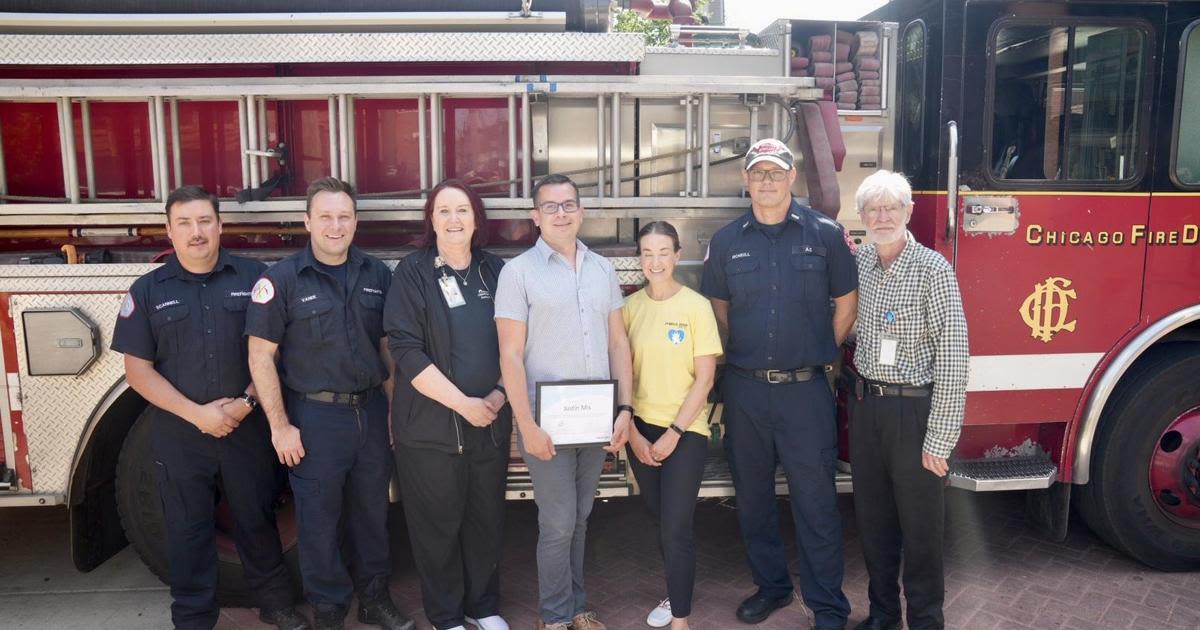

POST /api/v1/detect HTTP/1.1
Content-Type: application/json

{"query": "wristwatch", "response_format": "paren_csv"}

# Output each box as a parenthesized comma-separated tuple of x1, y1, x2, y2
(616, 404, 634, 417)
(239, 393, 259, 410)
(668, 423, 686, 436)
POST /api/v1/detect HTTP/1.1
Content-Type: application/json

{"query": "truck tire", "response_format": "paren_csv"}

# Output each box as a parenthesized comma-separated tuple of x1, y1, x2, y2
(115, 409, 301, 606)
(1076, 342, 1200, 571)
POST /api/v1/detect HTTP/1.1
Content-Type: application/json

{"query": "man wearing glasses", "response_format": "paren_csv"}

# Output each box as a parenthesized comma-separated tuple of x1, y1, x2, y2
(495, 174, 634, 630)
(848, 170, 968, 630)
(702, 139, 858, 629)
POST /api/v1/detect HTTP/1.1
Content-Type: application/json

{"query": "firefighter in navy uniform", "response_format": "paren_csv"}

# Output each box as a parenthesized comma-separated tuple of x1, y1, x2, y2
(112, 185, 308, 630)
(701, 139, 858, 630)
(245, 177, 413, 630)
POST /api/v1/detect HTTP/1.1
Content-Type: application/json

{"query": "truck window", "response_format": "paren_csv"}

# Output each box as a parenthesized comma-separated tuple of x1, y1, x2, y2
(989, 23, 1146, 183)
(897, 20, 926, 177)
(1175, 22, 1200, 187)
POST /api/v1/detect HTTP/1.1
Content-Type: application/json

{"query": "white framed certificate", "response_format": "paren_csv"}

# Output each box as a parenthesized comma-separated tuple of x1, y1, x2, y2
(535, 380, 616, 447)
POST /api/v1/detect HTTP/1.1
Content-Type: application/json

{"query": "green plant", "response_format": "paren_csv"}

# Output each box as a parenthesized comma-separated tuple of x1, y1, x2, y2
(613, 9, 673, 47)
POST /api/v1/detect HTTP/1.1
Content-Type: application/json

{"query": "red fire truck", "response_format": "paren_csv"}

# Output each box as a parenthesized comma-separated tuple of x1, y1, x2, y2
(0, 0, 1196, 601)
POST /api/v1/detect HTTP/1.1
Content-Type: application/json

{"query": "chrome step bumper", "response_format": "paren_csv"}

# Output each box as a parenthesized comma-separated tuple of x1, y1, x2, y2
(948, 457, 1058, 491)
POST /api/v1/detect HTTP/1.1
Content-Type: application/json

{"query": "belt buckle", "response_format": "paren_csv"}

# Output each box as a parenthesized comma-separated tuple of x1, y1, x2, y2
(869, 383, 887, 397)
(765, 369, 787, 384)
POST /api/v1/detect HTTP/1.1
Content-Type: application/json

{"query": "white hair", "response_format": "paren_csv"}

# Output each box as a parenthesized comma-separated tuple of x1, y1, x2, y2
(855, 169, 913, 211)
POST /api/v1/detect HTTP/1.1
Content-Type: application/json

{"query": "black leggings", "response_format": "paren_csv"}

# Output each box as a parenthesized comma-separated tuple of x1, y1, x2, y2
(625, 417, 708, 618)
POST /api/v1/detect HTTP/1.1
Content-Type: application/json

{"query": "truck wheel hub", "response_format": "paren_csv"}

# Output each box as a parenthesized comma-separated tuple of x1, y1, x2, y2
(1149, 406, 1200, 529)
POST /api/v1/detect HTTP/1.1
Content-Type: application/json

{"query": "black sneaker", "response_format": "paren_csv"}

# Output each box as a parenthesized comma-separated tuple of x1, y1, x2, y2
(853, 616, 901, 630)
(259, 606, 312, 630)
(313, 605, 347, 630)
(357, 596, 416, 630)
(735, 591, 794, 624)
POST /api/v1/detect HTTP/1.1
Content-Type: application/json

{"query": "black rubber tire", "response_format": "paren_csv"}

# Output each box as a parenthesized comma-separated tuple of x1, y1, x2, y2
(1075, 342, 1200, 571)
(115, 408, 301, 606)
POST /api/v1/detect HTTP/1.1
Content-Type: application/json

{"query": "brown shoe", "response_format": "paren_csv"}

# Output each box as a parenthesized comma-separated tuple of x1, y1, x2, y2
(571, 611, 607, 630)
(536, 621, 570, 630)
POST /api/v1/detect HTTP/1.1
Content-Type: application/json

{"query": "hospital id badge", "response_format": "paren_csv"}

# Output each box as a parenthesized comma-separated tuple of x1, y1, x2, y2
(879, 335, 899, 366)
(439, 275, 466, 308)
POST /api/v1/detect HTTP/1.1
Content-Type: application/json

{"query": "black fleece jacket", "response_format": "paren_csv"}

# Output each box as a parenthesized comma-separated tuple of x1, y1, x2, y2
(384, 246, 511, 454)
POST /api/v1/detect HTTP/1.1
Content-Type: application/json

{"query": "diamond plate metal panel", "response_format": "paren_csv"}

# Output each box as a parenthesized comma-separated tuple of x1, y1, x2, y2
(10, 292, 128, 495)
(609, 256, 640, 271)
(616, 270, 646, 286)
(610, 256, 645, 287)
(645, 46, 777, 57)
(757, 18, 789, 54)
(0, 32, 645, 65)
(0, 263, 156, 293)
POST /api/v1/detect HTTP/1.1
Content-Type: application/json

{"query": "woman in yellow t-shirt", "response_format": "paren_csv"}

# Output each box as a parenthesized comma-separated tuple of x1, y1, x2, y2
(624, 221, 723, 630)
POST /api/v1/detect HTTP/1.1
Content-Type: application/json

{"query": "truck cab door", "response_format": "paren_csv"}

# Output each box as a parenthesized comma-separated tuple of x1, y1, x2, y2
(947, 1, 1162, 454)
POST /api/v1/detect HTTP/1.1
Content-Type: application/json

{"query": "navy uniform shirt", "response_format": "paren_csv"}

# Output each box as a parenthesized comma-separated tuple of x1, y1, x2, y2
(701, 200, 857, 369)
(244, 244, 392, 394)
(111, 249, 266, 404)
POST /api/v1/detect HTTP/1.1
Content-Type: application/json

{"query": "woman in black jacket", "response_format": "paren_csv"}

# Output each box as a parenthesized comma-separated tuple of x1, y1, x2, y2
(384, 179, 511, 630)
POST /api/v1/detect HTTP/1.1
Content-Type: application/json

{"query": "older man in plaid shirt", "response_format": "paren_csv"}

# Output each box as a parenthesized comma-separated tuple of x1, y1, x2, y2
(847, 170, 969, 630)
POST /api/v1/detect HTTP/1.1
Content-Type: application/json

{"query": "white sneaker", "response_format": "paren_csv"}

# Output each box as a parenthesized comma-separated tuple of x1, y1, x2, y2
(646, 598, 672, 628)
(465, 615, 510, 630)
(445, 627, 467, 630)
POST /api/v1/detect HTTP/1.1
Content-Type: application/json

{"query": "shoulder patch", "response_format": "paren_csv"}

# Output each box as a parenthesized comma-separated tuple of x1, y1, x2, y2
(118, 292, 136, 318)
(251, 278, 275, 304)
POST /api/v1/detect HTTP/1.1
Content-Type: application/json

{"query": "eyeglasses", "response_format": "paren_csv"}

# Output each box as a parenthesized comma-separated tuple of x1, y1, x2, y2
(747, 169, 789, 182)
(537, 200, 580, 215)
(862, 205, 906, 217)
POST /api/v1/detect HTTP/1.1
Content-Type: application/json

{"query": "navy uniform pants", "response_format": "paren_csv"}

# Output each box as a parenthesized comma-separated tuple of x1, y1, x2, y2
(722, 370, 851, 629)
(152, 410, 292, 630)
(286, 389, 392, 611)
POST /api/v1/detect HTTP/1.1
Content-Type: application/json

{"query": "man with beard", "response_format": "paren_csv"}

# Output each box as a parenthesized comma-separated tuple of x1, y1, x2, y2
(847, 170, 968, 630)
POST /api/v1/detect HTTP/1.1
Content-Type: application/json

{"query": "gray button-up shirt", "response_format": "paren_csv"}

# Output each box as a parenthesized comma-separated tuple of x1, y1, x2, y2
(494, 237, 625, 405)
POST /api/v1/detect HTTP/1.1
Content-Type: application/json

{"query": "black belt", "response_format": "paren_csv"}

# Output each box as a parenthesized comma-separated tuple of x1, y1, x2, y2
(302, 388, 379, 407)
(854, 376, 932, 398)
(731, 365, 826, 384)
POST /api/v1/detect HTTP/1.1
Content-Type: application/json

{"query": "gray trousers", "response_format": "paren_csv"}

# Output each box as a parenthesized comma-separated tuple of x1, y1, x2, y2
(518, 439, 607, 624)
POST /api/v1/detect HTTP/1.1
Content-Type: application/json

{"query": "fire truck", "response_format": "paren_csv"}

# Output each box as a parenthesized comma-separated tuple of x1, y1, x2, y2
(0, 0, 1196, 601)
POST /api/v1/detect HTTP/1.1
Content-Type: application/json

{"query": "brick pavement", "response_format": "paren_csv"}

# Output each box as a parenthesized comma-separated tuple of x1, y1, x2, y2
(214, 490, 1200, 630)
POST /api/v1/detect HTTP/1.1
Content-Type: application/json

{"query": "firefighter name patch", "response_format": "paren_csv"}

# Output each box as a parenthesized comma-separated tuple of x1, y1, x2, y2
(119, 292, 136, 318)
(251, 278, 275, 304)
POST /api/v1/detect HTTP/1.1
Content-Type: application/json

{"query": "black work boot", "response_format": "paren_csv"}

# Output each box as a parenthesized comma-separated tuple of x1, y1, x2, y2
(259, 606, 312, 630)
(357, 595, 416, 630)
(313, 604, 347, 630)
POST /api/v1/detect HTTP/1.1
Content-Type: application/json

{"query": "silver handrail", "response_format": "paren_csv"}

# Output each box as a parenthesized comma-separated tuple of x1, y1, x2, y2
(945, 120, 959, 241)
(669, 24, 750, 48)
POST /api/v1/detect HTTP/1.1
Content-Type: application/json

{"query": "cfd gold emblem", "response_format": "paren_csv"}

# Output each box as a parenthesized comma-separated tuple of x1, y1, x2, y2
(1020, 277, 1077, 343)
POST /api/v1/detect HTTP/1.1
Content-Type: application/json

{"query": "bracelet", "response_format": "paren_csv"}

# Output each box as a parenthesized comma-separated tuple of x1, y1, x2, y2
(668, 423, 686, 436)
(492, 384, 507, 399)
(616, 404, 634, 416)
